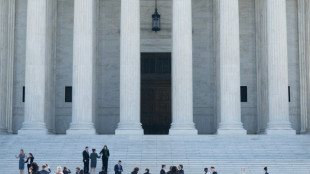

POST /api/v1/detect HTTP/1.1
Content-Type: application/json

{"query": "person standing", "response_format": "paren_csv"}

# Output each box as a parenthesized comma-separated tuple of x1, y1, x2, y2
(210, 167, 217, 174)
(30, 162, 40, 174)
(99, 166, 107, 174)
(83, 146, 90, 174)
(90, 148, 101, 174)
(40, 164, 51, 174)
(15, 149, 26, 174)
(177, 165, 184, 174)
(63, 166, 71, 174)
(131, 167, 139, 174)
(114, 160, 123, 174)
(167, 166, 172, 174)
(171, 166, 178, 174)
(144, 168, 150, 174)
(24, 153, 34, 174)
(99, 145, 110, 170)
(264, 167, 269, 174)
(75, 167, 81, 174)
(204, 168, 211, 174)
(160, 165, 166, 174)
(56, 166, 64, 174)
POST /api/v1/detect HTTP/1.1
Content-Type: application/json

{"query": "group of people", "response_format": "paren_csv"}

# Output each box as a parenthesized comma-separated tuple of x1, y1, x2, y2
(14, 149, 61, 174)
(16, 148, 270, 174)
(159, 165, 184, 174)
(14, 147, 109, 174)
(82, 146, 110, 174)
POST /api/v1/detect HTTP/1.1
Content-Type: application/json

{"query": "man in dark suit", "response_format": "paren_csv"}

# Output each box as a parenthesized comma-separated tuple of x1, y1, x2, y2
(39, 164, 51, 174)
(75, 167, 80, 174)
(114, 160, 123, 174)
(211, 166, 217, 174)
(83, 147, 90, 174)
(160, 164, 166, 174)
(178, 164, 184, 174)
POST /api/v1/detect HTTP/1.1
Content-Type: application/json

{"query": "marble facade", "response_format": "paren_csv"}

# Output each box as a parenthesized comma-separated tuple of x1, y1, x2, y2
(0, 0, 309, 135)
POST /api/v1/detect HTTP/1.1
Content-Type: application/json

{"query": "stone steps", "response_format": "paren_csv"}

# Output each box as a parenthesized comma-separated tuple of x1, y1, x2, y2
(1, 135, 310, 174)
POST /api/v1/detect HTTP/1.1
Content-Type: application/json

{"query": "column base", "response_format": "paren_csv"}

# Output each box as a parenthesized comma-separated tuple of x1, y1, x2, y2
(169, 128, 198, 135)
(0, 127, 8, 134)
(217, 129, 247, 135)
(169, 122, 198, 135)
(266, 121, 296, 135)
(66, 122, 96, 135)
(257, 129, 266, 134)
(115, 122, 144, 135)
(18, 121, 48, 135)
(217, 121, 247, 135)
(266, 129, 296, 135)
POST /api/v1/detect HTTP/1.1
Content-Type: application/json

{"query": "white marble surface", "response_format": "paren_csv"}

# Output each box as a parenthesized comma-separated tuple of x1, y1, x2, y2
(0, 0, 8, 133)
(216, 0, 246, 135)
(115, 0, 143, 135)
(266, 0, 294, 135)
(298, 0, 308, 133)
(67, 0, 97, 135)
(18, 0, 48, 135)
(255, 0, 268, 134)
(5, 0, 15, 134)
(306, 0, 310, 133)
(1, 135, 310, 174)
(5, 0, 304, 134)
(169, 0, 197, 135)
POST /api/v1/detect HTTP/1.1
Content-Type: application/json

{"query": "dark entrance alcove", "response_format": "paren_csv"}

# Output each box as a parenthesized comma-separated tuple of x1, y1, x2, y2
(141, 53, 171, 134)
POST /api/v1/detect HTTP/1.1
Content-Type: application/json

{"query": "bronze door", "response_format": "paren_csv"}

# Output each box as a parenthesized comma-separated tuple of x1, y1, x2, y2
(141, 53, 171, 134)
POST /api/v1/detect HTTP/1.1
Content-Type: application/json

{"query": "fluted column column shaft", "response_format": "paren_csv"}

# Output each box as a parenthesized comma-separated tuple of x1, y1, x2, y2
(19, 0, 49, 134)
(0, 0, 8, 133)
(67, 0, 97, 135)
(5, 0, 15, 134)
(115, 0, 143, 135)
(169, 0, 197, 135)
(306, 0, 310, 132)
(255, 0, 269, 134)
(298, 0, 308, 133)
(217, 0, 246, 135)
(266, 0, 294, 134)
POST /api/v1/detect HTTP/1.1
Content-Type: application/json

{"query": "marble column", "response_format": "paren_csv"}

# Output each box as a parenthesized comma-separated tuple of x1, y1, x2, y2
(306, 0, 310, 133)
(169, 0, 197, 135)
(66, 0, 97, 135)
(5, 0, 15, 134)
(216, 0, 246, 135)
(44, 0, 57, 133)
(0, 0, 8, 134)
(266, 0, 295, 135)
(255, 0, 269, 133)
(18, 0, 49, 134)
(115, 0, 143, 135)
(298, 0, 308, 133)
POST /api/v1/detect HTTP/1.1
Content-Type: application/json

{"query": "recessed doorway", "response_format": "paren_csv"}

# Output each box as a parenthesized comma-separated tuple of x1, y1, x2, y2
(141, 53, 171, 134)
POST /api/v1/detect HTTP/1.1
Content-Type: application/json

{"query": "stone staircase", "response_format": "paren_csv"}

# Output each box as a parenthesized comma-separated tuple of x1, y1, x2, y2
(1, 134, 310, 174)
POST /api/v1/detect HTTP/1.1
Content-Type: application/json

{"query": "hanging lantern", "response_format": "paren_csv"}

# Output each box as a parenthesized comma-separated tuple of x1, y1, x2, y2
(152, 0, 160, 32)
